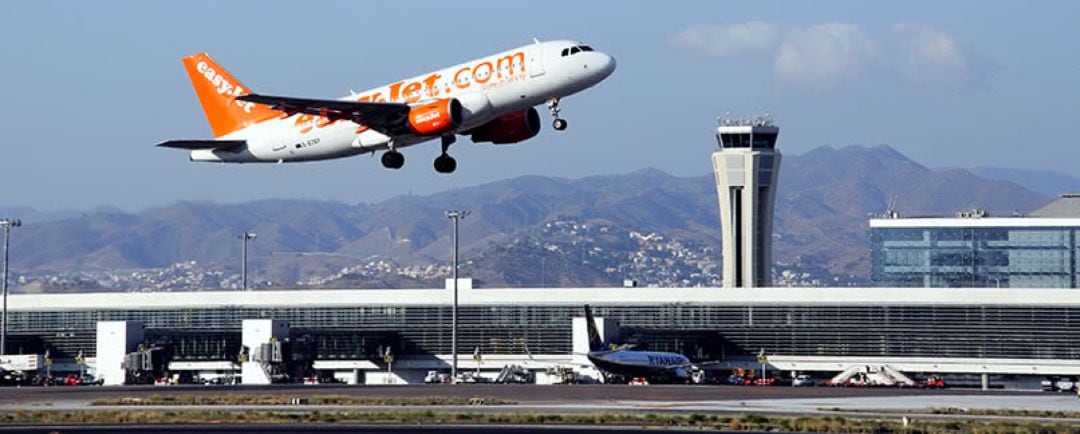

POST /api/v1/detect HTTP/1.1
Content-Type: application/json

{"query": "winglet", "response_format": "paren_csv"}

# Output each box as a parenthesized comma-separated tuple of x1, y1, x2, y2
(181, 53, 279, 137)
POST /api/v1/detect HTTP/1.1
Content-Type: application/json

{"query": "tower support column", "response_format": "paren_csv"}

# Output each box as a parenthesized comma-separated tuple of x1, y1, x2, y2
(712, 118, 781, 288)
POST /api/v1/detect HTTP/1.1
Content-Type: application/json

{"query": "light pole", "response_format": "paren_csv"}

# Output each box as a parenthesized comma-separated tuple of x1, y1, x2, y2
(445, 210, 469, 382)
(1, 218, 22, 356)
(238, 231, 257, 291)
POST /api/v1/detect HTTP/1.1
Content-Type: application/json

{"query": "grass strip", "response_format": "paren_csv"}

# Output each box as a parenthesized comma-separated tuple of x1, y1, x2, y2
(822, 406, 1080, 420)
(930, 407, 1080, 419)
(90, 395, 513, 407)
(5, 410, 1080, 433)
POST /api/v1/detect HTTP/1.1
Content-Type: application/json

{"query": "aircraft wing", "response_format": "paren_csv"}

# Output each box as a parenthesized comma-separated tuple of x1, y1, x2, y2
(688, 360, 735, 369)
(237, 94, 410, 135)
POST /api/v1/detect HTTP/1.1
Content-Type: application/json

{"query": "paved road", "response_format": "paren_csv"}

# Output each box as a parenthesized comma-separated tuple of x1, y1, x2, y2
(0, 384, 1023, 406)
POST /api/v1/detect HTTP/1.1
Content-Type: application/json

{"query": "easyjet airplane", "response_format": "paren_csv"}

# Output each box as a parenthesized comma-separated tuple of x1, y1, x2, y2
(158, 40, 615, 173)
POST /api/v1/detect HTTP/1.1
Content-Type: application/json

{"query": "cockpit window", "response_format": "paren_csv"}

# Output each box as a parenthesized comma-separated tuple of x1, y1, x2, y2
(562, 45, 594, 57)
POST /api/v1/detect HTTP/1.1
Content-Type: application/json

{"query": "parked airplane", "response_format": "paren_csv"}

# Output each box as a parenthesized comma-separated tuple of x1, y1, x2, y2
(583, 305, 700, 382)
(158, 39, 616, 173)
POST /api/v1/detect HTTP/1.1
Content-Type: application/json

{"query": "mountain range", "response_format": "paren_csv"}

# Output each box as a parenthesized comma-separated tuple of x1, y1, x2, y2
(970, 166, 1080, 198)
(3, 145, 1052, 289)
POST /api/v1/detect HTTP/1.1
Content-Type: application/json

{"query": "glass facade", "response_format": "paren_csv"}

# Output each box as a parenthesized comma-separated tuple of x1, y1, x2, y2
(9, 303, 1080, 362)
(872, 223, 1079, 288)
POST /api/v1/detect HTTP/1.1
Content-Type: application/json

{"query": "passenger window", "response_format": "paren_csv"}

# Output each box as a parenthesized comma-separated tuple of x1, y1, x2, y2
(570, 46, 580, 55)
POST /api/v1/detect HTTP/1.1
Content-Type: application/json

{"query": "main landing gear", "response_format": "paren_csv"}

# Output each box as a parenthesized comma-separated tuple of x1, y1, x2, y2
(434, 135, 457, 174)
(381, 150, 404, 169)
(380, 136, 457, 173)
(548, 97, 568, 131)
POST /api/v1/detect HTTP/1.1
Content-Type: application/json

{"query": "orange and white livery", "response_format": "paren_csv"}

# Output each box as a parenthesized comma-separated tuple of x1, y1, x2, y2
(158, 40, 616, 173)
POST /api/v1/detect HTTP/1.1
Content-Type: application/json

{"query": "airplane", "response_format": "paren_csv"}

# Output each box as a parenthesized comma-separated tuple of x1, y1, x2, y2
(157, 39, 616, 173)
(583, 305, 701, 383)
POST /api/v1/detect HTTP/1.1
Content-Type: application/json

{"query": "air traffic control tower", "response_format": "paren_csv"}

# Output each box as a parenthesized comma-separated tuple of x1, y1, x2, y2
(712, 118, 780, 288)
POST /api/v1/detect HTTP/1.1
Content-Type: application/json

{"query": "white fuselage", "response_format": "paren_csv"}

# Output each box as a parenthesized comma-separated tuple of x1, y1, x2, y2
(191, 40, 616, 163)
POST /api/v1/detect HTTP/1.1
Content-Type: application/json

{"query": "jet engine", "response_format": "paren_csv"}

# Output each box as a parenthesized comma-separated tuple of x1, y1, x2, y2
(469, 107, 541, 144)
(408, 98, 463, 136)
(455, 92, 494, 125)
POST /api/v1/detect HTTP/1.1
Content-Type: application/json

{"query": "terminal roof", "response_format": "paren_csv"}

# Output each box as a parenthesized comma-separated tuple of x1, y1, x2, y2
(1030, 194, 1080, 218)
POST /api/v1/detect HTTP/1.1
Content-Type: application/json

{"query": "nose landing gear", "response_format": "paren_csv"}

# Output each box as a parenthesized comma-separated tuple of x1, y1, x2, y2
(548, 97, 568, 131)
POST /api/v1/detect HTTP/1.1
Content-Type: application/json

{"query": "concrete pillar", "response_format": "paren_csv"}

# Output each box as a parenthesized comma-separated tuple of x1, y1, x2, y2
(95, 321, 144, 386)
(572, 315, 619, 382)
(981, 373, 989, 390)
(241, 319, 289, 385)
(444, 278, 473, 290)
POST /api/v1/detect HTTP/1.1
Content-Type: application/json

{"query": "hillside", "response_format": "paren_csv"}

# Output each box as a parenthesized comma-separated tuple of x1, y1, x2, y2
(4, 145, 1050, 290)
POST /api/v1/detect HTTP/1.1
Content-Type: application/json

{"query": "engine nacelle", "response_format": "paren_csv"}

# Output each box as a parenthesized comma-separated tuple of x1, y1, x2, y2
(408, 98, 462, 136)
(469, 107, 541, 145)
(455, 92, 494, 126)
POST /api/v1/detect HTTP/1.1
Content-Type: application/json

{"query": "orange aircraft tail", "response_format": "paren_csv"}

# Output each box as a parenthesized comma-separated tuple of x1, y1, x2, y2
(182, 53, 279, 137)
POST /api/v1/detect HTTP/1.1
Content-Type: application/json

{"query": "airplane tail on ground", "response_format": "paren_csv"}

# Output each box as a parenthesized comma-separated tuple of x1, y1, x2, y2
(181, 53, 279, 137)
(584, 305, 606, 352)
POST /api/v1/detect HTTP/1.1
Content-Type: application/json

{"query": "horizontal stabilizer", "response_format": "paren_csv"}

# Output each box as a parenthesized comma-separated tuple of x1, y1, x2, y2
(156, 140, 246, 151)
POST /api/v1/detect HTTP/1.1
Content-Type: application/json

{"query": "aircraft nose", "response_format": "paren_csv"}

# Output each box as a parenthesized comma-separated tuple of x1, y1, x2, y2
(596, 53, 616, 78)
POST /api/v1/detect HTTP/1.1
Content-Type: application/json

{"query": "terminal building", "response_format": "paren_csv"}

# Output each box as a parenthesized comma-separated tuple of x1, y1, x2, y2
(6, 282, 1080, 386)
(871, 194, 1080, 288)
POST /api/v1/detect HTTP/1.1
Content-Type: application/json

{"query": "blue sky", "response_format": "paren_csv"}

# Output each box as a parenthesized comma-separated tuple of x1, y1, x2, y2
(1, 1, 1077, 210)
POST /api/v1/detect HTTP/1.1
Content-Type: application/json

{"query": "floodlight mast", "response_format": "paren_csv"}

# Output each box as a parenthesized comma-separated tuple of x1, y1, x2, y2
(445, 210, 469, 382)
(1, 218, 22, 356)
(239, 231, 257, 291)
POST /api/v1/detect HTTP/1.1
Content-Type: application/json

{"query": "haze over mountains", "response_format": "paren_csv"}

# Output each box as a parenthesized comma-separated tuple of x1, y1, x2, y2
(2, 145, 1052, 290)
(969, 167, 1080, 198)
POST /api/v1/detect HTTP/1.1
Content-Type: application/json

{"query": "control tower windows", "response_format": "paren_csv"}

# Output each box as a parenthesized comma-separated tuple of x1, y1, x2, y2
(719, 133, 751, 148)
(718, 133, 778, 149)
(752, 133, 778, 149)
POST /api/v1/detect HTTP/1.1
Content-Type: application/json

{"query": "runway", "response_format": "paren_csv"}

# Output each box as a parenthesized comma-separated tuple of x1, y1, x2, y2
(0, 385, 1073, 432)
(0, 383, 1018, 406)
(0, 384, 1059, 419)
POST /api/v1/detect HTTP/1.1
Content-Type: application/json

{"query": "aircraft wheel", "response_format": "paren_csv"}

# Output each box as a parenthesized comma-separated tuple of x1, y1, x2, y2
(381, 151, 405, 169)
(434, 155, 457, 173)
(553, 118, 568, 131)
